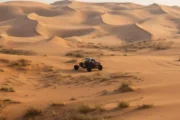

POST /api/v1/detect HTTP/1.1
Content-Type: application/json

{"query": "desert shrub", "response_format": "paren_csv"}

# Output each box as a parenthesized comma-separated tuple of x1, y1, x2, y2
(2, 99, 20, 104)
(77, 104, 94, 114)
(23, 107, 43, 119)
(77, 103, 105, 114)
(50, 102, 65, 107)
(70, 97, 77, 101)
(137, 104, 153, 110)
(115, 83, 133, 93)
(94, 105, 105, 112)
(0, 99, 20, 111)
(0, 59, 10, 63)
(8, 59, 31, 67)
(0, 49, 36, 56)
(0, 87, 15, 92)
(117, 101, 129, 109)
(152, 41, 173, 50)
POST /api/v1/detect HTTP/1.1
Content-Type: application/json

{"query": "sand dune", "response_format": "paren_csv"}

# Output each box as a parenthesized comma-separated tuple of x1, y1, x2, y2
(101, 13, 134, 25)
(0, 1, 179, 41)
(103, 23, 152, 42)
(47, 36, 77, 48)
(0, 15, 38, 37)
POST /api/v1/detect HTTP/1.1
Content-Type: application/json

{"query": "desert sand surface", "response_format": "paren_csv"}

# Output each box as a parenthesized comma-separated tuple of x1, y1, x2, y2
(0, 0, 180, 120)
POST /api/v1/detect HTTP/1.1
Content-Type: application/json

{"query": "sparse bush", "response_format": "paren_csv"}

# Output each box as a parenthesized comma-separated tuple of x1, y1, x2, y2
(0, 49, 36, 56)
(77, 104, 94, 114)
(3, 99, 20, 104)
(50, 102, 65, 107)
(8, 59, 31, 68)
(117, 101, 129, 109)
(0, 87, 15, 92)
(100, 90, 109, 96)
(70, 97, 77, 101)
(23, 107, 43, 119)
(137, 104, 153, 110)
(152, 41, 173, 50)
(0, 99, 20, 111)
(73, 72, 139, 84)
(95, 105, 105, 112)
(0, 59, 10, 63)
(115, 83, 133, 93)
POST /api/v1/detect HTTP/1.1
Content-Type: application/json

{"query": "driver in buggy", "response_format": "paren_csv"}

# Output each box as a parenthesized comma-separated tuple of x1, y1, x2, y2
(81, 57, 95, 68)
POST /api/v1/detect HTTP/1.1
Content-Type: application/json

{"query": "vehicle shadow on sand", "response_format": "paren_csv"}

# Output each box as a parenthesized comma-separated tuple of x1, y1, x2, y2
(61, 68, 100, 74)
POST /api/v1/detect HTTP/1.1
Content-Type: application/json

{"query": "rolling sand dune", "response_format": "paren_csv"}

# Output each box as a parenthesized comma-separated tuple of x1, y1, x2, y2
(0, 1, 178, 41)
(47, 36, 77, 48)
(102, 13, 134, 25)
(102, 23, 152, 42)
(1, 1, 180, 120)
(0, 15, 38, 37)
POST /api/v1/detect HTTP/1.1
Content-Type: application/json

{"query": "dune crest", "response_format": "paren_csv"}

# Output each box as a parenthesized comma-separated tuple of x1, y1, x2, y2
(47, 36, 77, 48)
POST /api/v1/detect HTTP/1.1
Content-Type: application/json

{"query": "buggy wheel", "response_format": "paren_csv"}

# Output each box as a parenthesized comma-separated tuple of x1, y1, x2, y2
(98, 65, 103, 71)
(74, 65, 79, 70)
(87, 66, 92, 72)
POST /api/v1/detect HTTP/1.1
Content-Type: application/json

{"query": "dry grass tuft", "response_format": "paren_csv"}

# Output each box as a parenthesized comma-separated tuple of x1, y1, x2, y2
(115, 83, 134, 93)
(0, 99, 21, 111)
(8, 59, 31, 68)
(76, 72, 138, 83)
(77, 104, 94, 114)
(0, 49, 36, 56)
(94, 105, 105, 112)
(117, 101, 129, 109)
(137, 104, 153, 110)
(0, 59, 10, 63)
(50, 102, 65, 107)
(70, 97, 77, 101)
(78, 40, 173, 52)
(23, 107, 43, 119)
(0, 87, 15, 92)
(76, 103, 105, 114)
(152, 41, 173, 50)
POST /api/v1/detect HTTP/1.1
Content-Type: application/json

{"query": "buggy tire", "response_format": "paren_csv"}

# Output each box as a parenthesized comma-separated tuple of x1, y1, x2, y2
(98, 65, 103, 70)
(74, 65, 79, 70)
(87, 66, 92, 72)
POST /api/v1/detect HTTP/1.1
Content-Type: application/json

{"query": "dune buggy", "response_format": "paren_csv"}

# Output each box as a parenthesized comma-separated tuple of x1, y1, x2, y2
(74, 57, 103, 72)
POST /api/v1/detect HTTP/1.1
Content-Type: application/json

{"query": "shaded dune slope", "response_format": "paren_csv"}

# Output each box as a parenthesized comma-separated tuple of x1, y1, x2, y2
(0, 15, 38, 37)
(104, 23, 152, 42)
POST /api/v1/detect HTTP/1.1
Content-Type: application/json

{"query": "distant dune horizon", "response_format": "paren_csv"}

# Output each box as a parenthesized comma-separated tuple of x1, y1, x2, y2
(0, 0, 180, 6)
